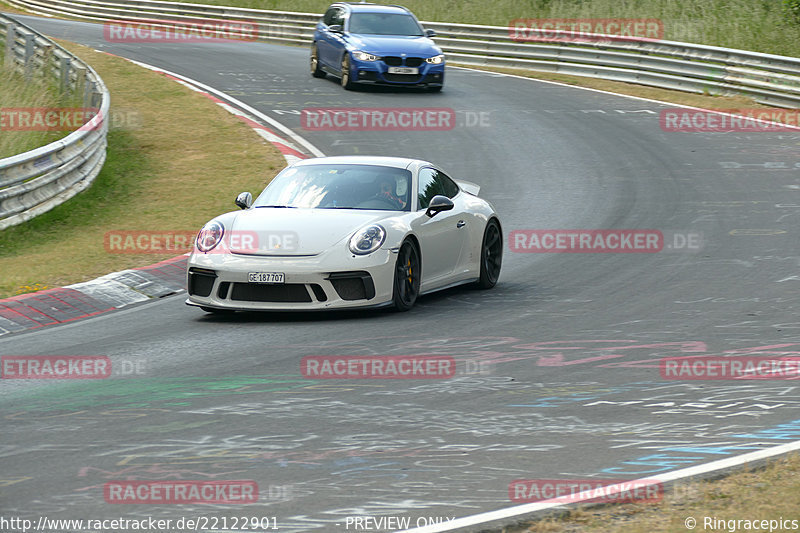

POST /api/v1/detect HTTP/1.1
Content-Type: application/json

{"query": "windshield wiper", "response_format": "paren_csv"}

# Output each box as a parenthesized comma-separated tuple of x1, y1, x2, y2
(255, 205, 297, 208)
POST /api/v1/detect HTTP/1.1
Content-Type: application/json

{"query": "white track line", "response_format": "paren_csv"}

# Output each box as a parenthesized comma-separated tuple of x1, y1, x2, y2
(398, 427, 800, 531)
(450, 65, 800, 131)
(122, 57, 326, 157)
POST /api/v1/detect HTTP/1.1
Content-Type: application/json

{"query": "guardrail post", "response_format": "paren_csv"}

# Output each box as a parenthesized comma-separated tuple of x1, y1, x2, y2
(83, 80, 96, 110)
(22, 29, 35, 80)
(74, 62, 87, 102)
(91, 85, 102, 109)
(59, 53, 72, 94)
(40, 42, 53, 82)
(3, 22, 15, 68)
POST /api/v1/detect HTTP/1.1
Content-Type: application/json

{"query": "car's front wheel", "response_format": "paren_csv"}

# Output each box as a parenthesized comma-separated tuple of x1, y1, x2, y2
(392, 240, 420, 311)
(310, 44, 326, 78)
(340, 54, 355, 90)
(475, 219, 502, 289)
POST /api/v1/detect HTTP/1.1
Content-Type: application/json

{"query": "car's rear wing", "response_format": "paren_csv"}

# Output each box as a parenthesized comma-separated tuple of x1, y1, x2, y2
(456, 179, 480, 196)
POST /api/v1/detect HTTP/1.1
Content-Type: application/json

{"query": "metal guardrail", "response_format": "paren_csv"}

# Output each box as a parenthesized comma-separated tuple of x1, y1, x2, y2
(5, 0, 800, 109)
(0, 13, 109, 230)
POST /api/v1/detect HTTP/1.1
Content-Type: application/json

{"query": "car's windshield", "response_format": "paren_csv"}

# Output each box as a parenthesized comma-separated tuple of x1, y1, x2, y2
(348, 13, 424, 36)
(254, 164, 412, 211)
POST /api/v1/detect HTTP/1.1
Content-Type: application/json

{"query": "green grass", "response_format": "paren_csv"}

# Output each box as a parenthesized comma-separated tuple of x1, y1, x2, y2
(144, 0, 800, 57)
(0, 41, 285, 298)
(0, 63, 77, 158)
(0, 127, 148, 258)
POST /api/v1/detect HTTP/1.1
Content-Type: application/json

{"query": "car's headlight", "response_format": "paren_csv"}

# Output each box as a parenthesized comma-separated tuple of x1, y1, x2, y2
(349, 224, 386, 255)
(425, 54, 445, 64)
(353, 50, 379, 61)
(196, 220, 224, 252)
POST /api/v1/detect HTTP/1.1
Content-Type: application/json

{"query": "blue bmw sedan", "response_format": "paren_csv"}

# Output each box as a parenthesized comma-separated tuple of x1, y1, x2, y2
(311, 3, 445, 91)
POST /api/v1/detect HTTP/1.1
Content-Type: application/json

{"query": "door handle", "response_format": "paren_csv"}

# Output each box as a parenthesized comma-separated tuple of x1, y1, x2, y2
(456, 220, 466, 228)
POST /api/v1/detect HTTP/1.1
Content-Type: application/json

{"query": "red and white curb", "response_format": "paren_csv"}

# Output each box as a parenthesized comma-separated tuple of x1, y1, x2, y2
(0, 56, 325, 336)
(0, 256, 187, 335)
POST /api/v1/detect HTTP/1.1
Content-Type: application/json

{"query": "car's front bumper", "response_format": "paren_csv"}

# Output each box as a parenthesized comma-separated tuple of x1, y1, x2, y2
(185, 249, 397, 311)
(350, 57, 445, 87)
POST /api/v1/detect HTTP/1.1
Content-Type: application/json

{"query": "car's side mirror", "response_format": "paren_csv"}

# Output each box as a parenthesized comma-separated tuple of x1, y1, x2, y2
(425, 29, 437, 38)
(329, 24, 343, 33)
(235, 192, 253, 209)
(426, 195, 454, 217)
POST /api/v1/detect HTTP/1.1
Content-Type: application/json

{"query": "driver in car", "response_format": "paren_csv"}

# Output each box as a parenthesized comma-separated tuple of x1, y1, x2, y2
(375, 176, 407, 210)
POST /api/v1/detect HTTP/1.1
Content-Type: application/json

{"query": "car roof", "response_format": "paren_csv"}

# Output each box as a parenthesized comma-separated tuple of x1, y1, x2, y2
(293, 155, 431, 170)
(333, 3, 411, 15)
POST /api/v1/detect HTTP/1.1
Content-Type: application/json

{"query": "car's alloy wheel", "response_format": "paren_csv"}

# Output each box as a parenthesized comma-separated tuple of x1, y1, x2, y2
(476, 219, 502, 288)
(341, 54, 354, 90)
(310, 44, 326, 78)
(392, 240, 420, 311)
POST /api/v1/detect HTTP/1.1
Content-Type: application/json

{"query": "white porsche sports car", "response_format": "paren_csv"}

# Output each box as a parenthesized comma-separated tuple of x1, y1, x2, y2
(186, 156, 502, 313)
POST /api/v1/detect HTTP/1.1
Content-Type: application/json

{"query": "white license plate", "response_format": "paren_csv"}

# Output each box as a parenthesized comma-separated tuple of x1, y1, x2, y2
(248, 272, 285, 284)
(387, 66, 418, 74)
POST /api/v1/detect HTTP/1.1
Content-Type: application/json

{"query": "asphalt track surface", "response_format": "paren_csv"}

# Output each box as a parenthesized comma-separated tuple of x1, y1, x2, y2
(2, 13, 800, 533)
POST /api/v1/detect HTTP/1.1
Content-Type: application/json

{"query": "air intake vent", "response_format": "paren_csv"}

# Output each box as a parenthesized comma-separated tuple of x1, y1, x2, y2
(188, 268, 216, 297)
(230, 283, 312, 302)
(328, 271, 375, 301)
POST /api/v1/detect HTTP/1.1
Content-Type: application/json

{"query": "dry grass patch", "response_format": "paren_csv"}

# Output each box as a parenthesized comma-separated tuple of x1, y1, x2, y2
(503, 454, 800, 533)
(0, 41, 285, 297)
(0, 2, 32, 16)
